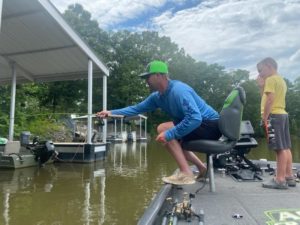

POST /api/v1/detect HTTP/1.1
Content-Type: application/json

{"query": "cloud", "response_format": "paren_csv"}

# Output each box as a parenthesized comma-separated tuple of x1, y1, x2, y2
(153, 0, 300, 80)
(51, 0, 167, 28)
(51, 0, 300, 80)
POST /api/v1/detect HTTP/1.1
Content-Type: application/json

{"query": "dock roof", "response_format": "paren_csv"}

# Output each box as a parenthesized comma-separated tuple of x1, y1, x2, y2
(0, 0, 109, 85)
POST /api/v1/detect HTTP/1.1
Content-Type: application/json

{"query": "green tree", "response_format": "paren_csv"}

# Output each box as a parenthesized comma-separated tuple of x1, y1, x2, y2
(2, 3, 299, 140)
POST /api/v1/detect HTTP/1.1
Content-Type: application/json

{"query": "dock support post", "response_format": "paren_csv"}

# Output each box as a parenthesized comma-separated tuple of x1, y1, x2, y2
(9, 62, 16, 141)
(102, 75, 107, 142)
(87, 59, 93, 144)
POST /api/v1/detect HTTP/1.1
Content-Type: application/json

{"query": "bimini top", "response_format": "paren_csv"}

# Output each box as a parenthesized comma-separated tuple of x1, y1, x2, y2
(0, 0, 109, 85)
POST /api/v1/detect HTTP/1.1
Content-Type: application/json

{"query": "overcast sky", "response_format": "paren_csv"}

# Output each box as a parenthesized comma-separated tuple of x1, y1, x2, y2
(51, 0, 300, 81)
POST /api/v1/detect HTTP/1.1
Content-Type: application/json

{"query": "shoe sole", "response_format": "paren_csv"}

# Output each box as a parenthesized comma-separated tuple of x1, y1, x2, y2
(262, 184, 288, 189)
(286, 177, 296, 187)
(286, 180, 296, 187)
(162, 178, 195, 185)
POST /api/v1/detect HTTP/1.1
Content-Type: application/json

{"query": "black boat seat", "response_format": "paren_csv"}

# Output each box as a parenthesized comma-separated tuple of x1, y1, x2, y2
(183, 86, 246, 192)
(182, 139, 236, 154)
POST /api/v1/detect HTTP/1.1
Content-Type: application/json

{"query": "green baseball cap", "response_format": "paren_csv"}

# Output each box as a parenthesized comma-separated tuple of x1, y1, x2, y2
(139, 60, 168, 78)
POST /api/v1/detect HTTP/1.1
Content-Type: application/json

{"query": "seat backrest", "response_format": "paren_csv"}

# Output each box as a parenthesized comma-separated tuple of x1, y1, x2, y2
(4, 141, 21, 155)
(218, 87, 246, 141)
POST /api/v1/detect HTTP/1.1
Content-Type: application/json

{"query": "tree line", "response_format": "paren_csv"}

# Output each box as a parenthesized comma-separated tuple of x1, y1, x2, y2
(1, 4, 300, 139)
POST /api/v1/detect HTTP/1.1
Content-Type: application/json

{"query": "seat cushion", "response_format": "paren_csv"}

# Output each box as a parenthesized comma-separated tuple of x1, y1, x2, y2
(182, 139, 236, 154)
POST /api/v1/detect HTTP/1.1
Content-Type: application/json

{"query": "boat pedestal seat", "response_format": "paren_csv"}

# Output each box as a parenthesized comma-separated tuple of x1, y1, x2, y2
(182, 87, 246, 193)
(183, 139, 236, 154)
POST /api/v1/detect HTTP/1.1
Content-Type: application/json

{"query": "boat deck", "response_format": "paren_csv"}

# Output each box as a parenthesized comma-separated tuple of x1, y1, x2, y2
(139, 163, 300, 225)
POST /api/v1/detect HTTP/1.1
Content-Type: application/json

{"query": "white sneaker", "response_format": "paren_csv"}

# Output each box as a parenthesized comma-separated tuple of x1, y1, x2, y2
(162, 172, 195, 185)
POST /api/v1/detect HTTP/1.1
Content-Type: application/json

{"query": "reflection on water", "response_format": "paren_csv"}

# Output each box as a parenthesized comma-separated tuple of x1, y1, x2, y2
(111, 142, 148, 175)
(0, 138, 299, 225)
(0, 142, 163, 225)
(0, 162, 107, 225)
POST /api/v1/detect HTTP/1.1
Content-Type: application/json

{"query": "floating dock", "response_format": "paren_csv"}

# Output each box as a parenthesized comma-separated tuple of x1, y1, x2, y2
(54, 142, 107, 163)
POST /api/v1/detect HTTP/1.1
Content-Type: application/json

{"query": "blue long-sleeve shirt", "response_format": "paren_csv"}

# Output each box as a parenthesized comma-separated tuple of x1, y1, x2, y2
(111, 80, 219, 141)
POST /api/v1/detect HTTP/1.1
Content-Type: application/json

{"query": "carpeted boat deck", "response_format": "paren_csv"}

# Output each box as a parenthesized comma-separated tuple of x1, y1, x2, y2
(139, 164, 300, 225)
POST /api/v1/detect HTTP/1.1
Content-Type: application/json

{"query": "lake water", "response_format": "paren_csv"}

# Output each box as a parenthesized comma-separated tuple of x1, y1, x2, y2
(0, 137, 299, 225)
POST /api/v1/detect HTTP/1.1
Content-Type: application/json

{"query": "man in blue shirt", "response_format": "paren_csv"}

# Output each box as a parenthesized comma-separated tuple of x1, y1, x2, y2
(97, 60, 221, 185)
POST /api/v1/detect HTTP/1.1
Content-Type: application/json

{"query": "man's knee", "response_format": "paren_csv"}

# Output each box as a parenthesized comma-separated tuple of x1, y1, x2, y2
(157, 122, 173, 133)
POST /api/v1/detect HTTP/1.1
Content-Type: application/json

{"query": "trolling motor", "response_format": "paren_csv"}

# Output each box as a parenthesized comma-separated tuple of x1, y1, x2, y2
(95, 117, 105, 126)
(27, 137, 57, 166)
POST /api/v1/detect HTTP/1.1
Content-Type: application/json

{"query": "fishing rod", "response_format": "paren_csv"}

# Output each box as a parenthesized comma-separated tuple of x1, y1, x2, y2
(161, 197, 178, 225)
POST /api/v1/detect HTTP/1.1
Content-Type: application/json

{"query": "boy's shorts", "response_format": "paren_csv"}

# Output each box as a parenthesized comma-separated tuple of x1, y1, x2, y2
(267, 114, 291, 150)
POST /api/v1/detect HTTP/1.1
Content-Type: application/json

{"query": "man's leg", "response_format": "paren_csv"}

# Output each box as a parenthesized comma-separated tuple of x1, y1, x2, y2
(183, 151, 207, 172)
(157, 122, 205, 175)
(157, 122, 192, 175)
(165, 139, 194, 175)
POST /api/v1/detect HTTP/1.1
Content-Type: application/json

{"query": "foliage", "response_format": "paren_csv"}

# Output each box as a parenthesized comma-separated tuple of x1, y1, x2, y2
(0, 86, 10, 137)
(1, 3, 300, 139)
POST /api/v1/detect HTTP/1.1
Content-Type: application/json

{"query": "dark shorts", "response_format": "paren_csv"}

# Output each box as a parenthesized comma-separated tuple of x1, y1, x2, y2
(268, 114, 291, 151)
(181, 120, 222, 144)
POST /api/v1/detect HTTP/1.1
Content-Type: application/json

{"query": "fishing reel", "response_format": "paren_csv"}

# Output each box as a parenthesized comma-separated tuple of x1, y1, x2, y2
(95, 117, 105, 126)
(173, 193, 194, 222)
(162, 193, 204, 225)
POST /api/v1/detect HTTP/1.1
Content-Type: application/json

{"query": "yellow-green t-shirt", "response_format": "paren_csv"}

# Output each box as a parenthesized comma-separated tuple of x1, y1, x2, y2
(261, 74, 287, 116)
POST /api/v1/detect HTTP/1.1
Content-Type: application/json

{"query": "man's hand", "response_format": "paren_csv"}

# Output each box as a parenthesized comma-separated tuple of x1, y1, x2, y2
(96, 110, 111, 118)
(156, 132, 167, 144)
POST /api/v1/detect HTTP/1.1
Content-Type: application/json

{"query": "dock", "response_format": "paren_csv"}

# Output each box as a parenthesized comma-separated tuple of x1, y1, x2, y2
(54, 142, 107, 163)
(106, 114, 148, 142)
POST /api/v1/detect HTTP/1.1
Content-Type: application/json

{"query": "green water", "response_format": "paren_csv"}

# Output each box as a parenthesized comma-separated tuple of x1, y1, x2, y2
(0, 137, 299, 225)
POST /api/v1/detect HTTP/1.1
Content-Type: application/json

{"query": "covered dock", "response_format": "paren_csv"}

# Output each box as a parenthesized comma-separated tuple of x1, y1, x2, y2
(0, 0, 110, 162)
(124, 114, 148, 142)
(71, 114, 148, 143)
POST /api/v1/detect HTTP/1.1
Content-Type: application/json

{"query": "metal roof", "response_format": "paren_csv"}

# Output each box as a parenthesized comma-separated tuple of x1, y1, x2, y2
(0, 0, 109, 85)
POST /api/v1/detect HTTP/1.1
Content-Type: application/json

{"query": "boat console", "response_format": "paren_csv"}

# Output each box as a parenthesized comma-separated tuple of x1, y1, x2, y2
(213, 120, 261, 181)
